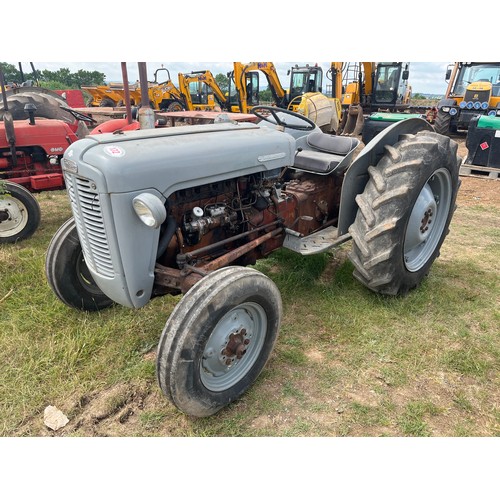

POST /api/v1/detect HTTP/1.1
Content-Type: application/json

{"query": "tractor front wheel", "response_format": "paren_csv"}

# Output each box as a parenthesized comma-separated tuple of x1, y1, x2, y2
(434, 109, 452, 136)
(157, 267, 282, 417)
(349, 131, 461, 295)
(45, 218, 114, 311)
(0, 182, 41, 243)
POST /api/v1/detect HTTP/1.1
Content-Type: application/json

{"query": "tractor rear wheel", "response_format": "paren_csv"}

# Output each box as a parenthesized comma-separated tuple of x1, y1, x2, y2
(0, 182, 41, 243)
(348, 131, 461, 296)
(45, 218, 114, 311)
(0, 91, 76, 124)
(157, 267, 282, 417)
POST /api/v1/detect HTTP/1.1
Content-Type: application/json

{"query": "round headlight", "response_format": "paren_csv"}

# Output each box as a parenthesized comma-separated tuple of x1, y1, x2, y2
(488, 110, 497, 116)
(466, 101, 474, 109)
(481, 101, 489, 110)
(449, 108, 458, 116)
(473, 101, 481, 110)
(459, 101, 467, 109)
(132, 193, 167, 228)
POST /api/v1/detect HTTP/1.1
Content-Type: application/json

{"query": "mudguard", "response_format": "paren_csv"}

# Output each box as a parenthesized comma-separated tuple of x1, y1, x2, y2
(337, 117, 434, 236)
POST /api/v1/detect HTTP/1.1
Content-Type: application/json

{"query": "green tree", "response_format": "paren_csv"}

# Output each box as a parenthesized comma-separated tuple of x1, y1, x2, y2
(215, 73, 229, 93)
(259, 86, 273, 102)
(0, 62, 23, 83)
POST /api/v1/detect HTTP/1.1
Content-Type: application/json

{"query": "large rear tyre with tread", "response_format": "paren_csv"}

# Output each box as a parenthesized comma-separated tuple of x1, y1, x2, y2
(0, 91, 76, 124)
(157, 266, 282, 417)
(0, 182, 41, 243)
(348, 131, 461, 296)
(45, 218, 114, 311)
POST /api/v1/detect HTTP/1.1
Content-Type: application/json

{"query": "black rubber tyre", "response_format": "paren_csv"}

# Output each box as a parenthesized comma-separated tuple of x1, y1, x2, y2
(45, 218, 114, 311)
(99, 98, 116, 107)
(0, 91, 76, 124)
(434, 109, 452, 136)
(0, 182, 41, 243)
(348, 131, 461, 296)
(157, 266, 282, 417)
(165, 101, 184, 112)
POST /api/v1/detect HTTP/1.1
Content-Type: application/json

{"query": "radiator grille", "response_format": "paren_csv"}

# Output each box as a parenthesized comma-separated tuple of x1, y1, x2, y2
(464, 88, 491, 103)
(65, 173, 114, 277)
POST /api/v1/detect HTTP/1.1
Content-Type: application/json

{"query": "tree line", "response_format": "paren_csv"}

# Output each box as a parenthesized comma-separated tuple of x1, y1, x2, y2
(0, 62, 106, 89)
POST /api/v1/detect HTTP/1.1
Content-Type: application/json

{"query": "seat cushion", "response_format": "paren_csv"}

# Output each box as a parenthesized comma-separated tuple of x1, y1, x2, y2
(307, 132, 359, 155)
(293, 149, 344, 173)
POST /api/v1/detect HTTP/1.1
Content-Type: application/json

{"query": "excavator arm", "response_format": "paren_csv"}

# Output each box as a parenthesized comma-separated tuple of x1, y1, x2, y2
(231, 62, 287, 113)
(178, 70, 228, 111)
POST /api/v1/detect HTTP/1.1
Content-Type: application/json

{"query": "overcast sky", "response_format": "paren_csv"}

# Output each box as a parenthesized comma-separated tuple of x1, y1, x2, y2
(8, 61, 452, 95)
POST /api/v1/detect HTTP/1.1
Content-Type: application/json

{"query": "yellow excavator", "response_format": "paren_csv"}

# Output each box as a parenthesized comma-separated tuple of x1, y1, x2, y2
(328, 62, 413, 136)
(227, 62, 340, 132)
(177, 70, 227, 112)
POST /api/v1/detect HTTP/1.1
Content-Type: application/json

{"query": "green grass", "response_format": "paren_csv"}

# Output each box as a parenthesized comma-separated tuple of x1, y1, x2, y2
(0, 186, 499, 437)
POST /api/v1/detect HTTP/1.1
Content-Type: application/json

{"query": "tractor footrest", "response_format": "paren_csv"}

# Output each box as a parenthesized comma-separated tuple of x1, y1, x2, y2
(283, 226, 351, 255)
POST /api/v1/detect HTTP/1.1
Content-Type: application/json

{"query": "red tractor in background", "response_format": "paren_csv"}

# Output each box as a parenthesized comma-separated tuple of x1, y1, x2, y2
(0, 77, 99, 243)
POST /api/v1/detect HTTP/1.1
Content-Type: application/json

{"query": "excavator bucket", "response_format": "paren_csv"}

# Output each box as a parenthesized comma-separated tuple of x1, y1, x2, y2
(340, 104, 364, 136)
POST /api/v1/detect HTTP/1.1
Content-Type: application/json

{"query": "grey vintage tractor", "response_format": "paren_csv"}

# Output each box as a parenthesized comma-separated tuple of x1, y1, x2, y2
(45, 106, 461, 417)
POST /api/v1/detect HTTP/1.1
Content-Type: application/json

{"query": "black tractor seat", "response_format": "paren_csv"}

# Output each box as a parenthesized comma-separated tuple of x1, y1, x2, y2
(293, 132, 360, 174)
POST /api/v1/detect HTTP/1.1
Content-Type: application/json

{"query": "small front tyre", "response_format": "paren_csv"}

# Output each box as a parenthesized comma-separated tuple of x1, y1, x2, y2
(45, 218, 114, 311)
(157, 267, 282, 417)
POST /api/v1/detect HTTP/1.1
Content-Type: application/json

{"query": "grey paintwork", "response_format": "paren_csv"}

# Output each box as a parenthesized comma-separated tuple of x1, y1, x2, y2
(63, 121, 296, 309)
(62, 116, 432, 309)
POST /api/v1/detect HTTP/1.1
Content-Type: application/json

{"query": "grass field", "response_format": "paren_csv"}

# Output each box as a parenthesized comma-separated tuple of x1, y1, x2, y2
(0, 176, 499, 437)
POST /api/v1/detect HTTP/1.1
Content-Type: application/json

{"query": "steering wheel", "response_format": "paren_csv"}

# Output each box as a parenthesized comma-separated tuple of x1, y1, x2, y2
(60, 105, 97, 125)
(251, 105, 316, 131)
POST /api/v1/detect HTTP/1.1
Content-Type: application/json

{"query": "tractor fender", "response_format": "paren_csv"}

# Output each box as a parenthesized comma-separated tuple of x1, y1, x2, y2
(437, 98, 457, 109)
(337, 117, 434, 236)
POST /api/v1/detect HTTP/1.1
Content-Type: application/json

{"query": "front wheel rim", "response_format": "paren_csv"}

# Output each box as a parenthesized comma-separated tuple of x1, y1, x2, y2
(200, 302, 267, 392)
(404, 168, 452, 272)
(0, 197, 29, 237)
